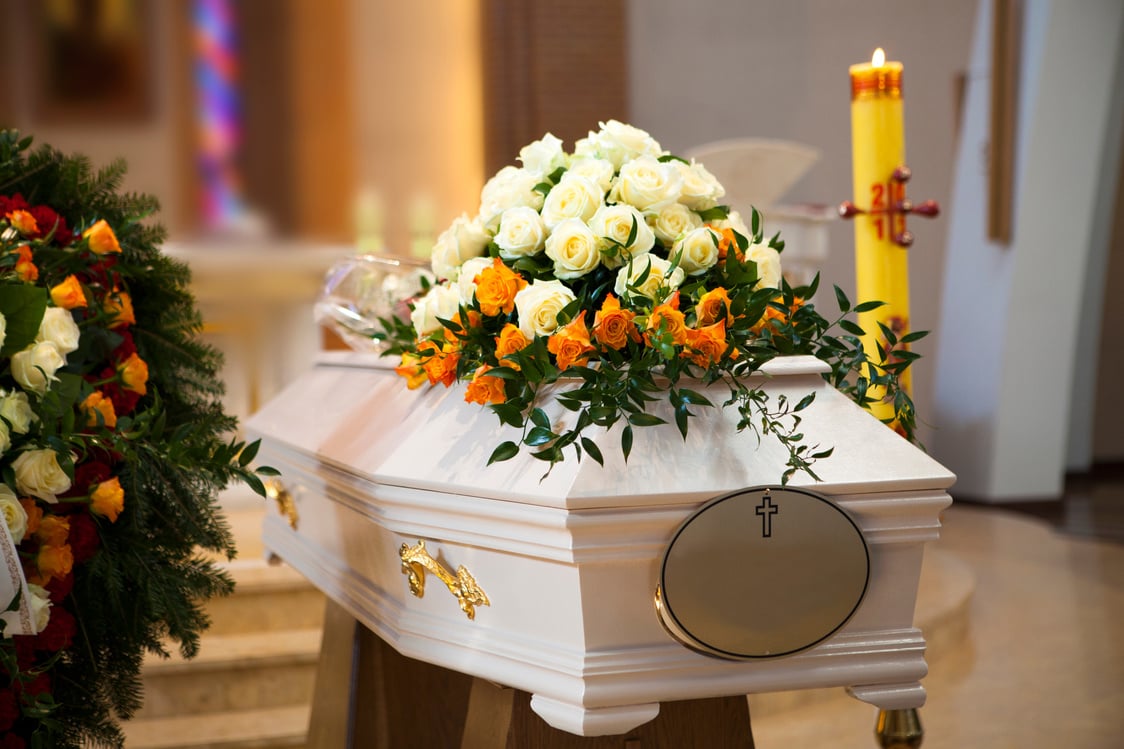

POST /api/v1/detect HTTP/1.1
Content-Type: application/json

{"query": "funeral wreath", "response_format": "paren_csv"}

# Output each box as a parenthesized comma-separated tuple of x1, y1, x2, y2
(379, 121, 924, 480)
(0, 131, 274, 747)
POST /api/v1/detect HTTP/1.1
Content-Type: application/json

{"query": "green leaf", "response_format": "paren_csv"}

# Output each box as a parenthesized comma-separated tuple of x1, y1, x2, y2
(628, 413, 666, 427)
(677, 388, 713, 407)
(524, 427, 555, 446)
(853, 300, 885, 313)
(530, 408, 551, 429)
(696, 205, 730, 222)
(901, 330, 930, 344)
(794, 393, 816, 412)
(238, 439, 261, 467)
(491, 403, 525, 428)
(488, 441, 520, 465)
(0, 283, 49, 356)
(838, 319, 865, 336)
(833, 285, 851, 314)
(580, 437, 604, 466)
(621, 425, 634, 461)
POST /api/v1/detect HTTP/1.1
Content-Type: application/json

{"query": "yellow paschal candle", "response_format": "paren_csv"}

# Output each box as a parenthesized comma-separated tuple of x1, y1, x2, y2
(849, 48, 910, 422)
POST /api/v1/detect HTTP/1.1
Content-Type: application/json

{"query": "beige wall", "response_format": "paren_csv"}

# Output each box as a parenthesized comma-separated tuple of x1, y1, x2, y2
(628, 0, 979, 447)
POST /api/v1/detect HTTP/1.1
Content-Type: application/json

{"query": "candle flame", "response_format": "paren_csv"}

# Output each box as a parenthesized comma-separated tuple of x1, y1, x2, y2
(872, 48, 886, 67)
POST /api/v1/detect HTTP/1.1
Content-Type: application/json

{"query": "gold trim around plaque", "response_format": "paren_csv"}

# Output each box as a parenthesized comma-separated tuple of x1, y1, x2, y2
(399, 539, 491, 620)
(264, 479, 299, 531)
(656, 486, 870, 660)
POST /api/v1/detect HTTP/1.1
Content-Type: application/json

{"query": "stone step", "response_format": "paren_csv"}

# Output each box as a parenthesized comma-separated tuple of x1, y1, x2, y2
(206, 558, 326, 635)
(123, 704, 309, 749)
(138, 628, 321, 719)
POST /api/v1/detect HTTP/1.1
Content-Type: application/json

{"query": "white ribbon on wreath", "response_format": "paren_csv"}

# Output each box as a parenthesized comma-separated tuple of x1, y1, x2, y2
(0, 518, 37, 636)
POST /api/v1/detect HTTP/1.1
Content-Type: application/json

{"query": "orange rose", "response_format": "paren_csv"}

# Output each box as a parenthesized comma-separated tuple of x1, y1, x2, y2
(118, 353, 149, 395)
(6, 209, 39, 236)
(36, 515, 70, 547)
(90, 477, 124, 522)
(421, 342, 460, 387)
(593, 293, 640, 350)
(81, 391, 118, 428)
(751, 296, 804, 335)
(443, 310, 483, 345)
(695, 287, 733, 327)
(36, 543, 74, 583)
(475, 258, 527, 317)
(464, 365, 507, 405)
(547, 311, 595, 371)
(14, 246, 38, 282)
(714, 227, 743, 262)
(683, 321, 729, 367)
(494, 323, 530, 370)
(645, 292, 688, 347)
(50, 274, 88, 310)
(104, 289, 135, 328)
(394, 352, 428, 390)
(19, 498, 42, 536)
(82, 219, 121, 254)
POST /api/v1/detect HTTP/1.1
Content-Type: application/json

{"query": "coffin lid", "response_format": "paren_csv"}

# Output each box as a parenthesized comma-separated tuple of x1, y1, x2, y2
(247, 352, 955, 510)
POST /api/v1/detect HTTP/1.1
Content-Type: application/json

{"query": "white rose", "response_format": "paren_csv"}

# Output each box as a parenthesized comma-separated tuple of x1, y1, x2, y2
(457, 256, 495, 305)
(11, 342, 65, 395)
(12, 448, 71, 503)
(609, 156, 683, 213)
(540, 173, 603, 230)
(514, 279, 577, 338)
(614, 254, 686, 301)
(0, 311, 6, 351)
(410, 283, 462, 338)
(518, 133, 567, 176)
(566, 157, 615, 193)
(747, 242, 783, 291)
(430, 214, 490, 280)
(672, 227, 721, 276)
(0, 422, 9, 457)
(676, 160, 726, 211)
(651, 202, 703, 245)
(0, 390, 35, 434)
(544, 219, 601, 280)
(479, 166, 545, 228)
(711, 209, 751, 240)
(588, 204, 655, 269)
(0, 484, 28, 544)
(494, 206, 547, 260)
(27, 583, 52, 633)
(36, 307, 81, 356)
(575, 120, 664, 169)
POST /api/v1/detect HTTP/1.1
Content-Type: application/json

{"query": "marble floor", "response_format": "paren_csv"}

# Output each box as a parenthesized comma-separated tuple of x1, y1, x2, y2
(750, 500, 1124, 748)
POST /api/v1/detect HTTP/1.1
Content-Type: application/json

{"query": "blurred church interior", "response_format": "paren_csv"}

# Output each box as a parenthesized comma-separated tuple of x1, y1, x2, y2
(1, 1, 1120, 747)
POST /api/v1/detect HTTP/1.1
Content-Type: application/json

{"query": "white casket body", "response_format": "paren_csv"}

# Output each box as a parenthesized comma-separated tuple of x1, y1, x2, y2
(246, 352, 954, 736)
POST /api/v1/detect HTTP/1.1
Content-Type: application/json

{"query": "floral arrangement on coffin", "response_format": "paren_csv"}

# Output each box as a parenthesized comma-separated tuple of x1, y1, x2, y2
(0, 131, 273, 748)
(380, 121, 922, 480)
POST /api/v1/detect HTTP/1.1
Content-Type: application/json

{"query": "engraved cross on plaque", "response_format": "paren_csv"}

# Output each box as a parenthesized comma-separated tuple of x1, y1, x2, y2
(755, 494, 779, 538)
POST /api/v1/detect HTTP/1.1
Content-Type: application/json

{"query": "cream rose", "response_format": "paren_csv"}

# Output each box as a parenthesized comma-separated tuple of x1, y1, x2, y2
(11, 342, 65, 395)
(574, 120, 664, 169)
(456, 256, 494, 306)
(614, 254, 686, 301)
(710, 209, 751, 240)
(609, 155, 683, 213)
(494, 206, 547, 260)
(514, 279, 577, 338)
(27, 583, 52, 632)
(12, 448, 71, 503)
(430, 214, 490, 280)
(566, 157, 615, 193)
(0, 311, 6, 351)
(651, 202, 704, 245)
(36, 306, 81, 356)
(518, 133, 567, 176)
(0, 422, 9, 458)
(0, 484, 27, 544)
(479, 166, 545, 228)
(540, 173, 603, 230)
(747, 242, 783, 291)
(672, 226, 721, 276)
(588, 204, 655, 269)
(0, 390, 35, 434)
(544, 219, 601, 280)
(410, 282, 462, 338)
(675, 160, 726, 211)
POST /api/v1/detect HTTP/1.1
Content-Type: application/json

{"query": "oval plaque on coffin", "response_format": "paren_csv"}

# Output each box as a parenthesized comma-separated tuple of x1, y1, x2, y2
(656, 486, 869, 659)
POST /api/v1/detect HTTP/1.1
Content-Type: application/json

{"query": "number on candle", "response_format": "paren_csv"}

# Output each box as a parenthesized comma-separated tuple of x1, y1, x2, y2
(871, 183, 885, 240)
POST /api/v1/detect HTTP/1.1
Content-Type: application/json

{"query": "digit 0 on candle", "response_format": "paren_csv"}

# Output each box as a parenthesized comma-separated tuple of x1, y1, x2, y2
(849, 48, 911, 423)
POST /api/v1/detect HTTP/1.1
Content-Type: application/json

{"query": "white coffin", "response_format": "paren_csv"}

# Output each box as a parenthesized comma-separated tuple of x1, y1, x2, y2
(247, 352, 955, 736)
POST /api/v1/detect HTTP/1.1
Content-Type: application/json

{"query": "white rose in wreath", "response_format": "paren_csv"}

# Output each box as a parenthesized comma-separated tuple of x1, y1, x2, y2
(36, 306, 81, 356)
(675, 160, 726, 211)
(514, 279, 577, 338)
(479, 166, 544, 228)
(518, 133, 567, 176)
(651, 202, 703, 246)
(0, 390, 35, 434)
(614, 254, 686, 302)
(545, 219, 601, 280)
(746, 242, 783, 291)
(456, 256, 495, 306)
(575, 120, 664, 169)
(566, 157, 615, 193)
(0, 484, 28, 544)
(11, 341, 66, 395)
(672, 226, 722, 276)
(540, 173, 603, 230)
(27, 583, 52, 632)
(0, 310, 6, 351)
(588, 204, 655, 269)
(494, 206, 547, 260)
(12, 448, 71, 503)
(410, 282, 461, 338)
(609, 155, 683, 213)
(430, 214, 490, 281)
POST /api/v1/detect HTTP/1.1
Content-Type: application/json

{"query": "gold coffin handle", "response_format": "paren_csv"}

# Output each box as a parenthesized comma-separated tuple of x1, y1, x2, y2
(399, 540, 490, 620)
(264, 479, 299, 531)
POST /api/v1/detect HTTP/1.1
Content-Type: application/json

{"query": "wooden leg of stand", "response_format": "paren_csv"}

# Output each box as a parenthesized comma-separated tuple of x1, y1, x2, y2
(306, 599, 365, 749)
(460, 679, 515, 749)
(876, 708, 924, 748)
